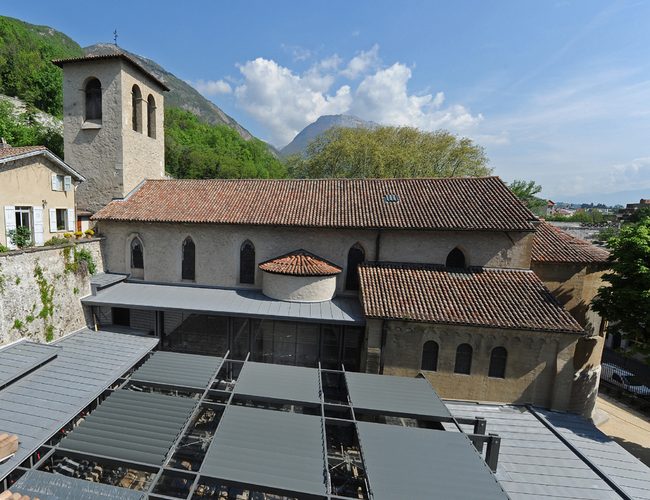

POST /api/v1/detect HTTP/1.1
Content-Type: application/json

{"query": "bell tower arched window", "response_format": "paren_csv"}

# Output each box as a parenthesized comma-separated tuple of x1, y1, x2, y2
(147, 95, 156, 138)
(345, 244, 365, 291)
(132, 85, 142, 132)
(84, 78, 102, 122)
(454, 343, 473, 374)
(489, 347, 508, 378)
(182, 237, 196, 281)
(421, 341, 439, 371)
(240, 240, 255, 284)
(446, 247, 466, 268)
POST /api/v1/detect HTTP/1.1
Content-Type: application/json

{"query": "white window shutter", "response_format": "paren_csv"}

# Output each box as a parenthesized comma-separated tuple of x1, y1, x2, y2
(63, 176, 72, 192)
(66, 208, 75, 232)
(51, 174, 58, 191)
(4, 206, 16, 249)
(49, 208, 57, 233)
(33, 206, 44, 246)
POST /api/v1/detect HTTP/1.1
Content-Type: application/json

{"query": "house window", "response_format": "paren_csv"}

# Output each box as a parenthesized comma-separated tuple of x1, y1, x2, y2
(182, 237, 196, 281)
(147, 95, 156, 138)
(421, 341, 439, 371)
(488, 347, 508, 379)
(84, 78, 102, 121)
(15, 207, 32, 230)
(55, 209, 67, 231)
(240, 240, 255, 284)
(132, 85, 143, 132)
(446, 247, 466, 268)
(454, 343, 473, 375)
(131, 237, 144, 269)
(345, 244, 365, 290)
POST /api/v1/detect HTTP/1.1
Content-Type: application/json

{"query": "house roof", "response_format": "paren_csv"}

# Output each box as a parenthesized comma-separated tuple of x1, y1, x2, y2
(0, 145, 86, 181)
(258, 249, 342, 276)
(52, 52, 170, 91)
(532, 221, 610, 264)
(358, 262, 584, 333)
(91, 177, 538, 231)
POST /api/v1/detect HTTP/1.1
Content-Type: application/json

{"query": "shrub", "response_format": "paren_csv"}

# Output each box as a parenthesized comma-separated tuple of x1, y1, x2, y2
(8, 226, 32, 248)
(63, 232, 73, 239)
(44, 236, 69, 246)
(84, 229, 95, 238)
(0, 244, 8, 253)
(74, 231, 83, 239)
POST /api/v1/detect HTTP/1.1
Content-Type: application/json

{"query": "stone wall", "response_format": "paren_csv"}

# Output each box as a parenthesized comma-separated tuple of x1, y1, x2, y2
(97, 221, 534, 293)
(0, 240, 103, 346)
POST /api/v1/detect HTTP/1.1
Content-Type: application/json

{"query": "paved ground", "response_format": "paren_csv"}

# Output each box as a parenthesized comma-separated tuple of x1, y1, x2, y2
(596, 394, 650, 467)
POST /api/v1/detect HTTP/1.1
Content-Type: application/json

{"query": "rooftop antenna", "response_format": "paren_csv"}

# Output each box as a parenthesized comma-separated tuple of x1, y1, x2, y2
(113, 29, 118, 47)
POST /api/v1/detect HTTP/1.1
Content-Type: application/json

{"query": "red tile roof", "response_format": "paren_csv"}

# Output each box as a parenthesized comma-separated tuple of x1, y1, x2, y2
(93, 177, 537, 231)
(532, 221, 609, 264)
(0, 145, 47, 161)
(52, 52, 170, 91)
(259, 250, 342, 276)
(358, 262, 584, 333)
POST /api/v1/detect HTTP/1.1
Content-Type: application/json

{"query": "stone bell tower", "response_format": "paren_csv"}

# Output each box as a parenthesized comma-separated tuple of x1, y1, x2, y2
(54, 50, 169, 214)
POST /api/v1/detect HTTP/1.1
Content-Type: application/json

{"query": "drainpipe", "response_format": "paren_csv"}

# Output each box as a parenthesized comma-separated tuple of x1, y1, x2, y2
(374, 229, 382, 261)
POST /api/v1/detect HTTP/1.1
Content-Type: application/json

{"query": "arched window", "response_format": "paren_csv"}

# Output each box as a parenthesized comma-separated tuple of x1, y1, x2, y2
(489, 347, 508, 379)
(240, 240, 255, 284)
(131, 237, 144, 269)
(182, 237, 195, 281)
(132, 85, 142, 132)
(421, 341, 439, 371)
(84, 78, 102, 121)
(446, 247, 466, 268)
(345, 244, 365, 290)
(147, 94, 156, 138)
(454, 343, 473, 374)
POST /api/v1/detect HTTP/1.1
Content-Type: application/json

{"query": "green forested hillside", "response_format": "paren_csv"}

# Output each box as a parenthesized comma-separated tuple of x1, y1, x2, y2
(165, 108, 286, 179)
(0, 16, 83, 116)
(0, 99, 63, 156)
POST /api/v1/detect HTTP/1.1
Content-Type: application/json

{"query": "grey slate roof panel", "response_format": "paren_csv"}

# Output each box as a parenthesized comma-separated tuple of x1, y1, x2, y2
(89, 272, 128, 289)
(0, 328, 158, 481)
(344, 372, 452, 419)
(535, 409, 650, 500)
(131, 351, 223, 389)
(0, 341, 59, 390)
(10, 469, 144, 500)
(356, 421, 508, 500)
(201, 405, 328, 496)
(59, 389, 197, 466)
(233, 362, 321, 404)
(445, 402, 627, 500)
(82, 281, 365, 325)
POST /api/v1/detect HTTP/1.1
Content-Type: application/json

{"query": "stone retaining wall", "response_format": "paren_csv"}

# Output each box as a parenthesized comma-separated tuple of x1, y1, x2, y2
(0, 239, 103, 345)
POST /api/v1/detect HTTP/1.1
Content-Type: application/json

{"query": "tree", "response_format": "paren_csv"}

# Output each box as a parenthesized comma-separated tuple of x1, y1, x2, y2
(165, 108, 286, 179)
(592, 217, 650, 360)
(509, 180, 546, 215)
(0, 100, 63, 156)
(286, 126, 491, 179)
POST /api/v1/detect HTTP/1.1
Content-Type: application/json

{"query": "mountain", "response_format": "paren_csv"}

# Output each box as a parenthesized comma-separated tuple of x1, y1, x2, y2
(84, 43, 254, 140)
(281, 114, 377, 156)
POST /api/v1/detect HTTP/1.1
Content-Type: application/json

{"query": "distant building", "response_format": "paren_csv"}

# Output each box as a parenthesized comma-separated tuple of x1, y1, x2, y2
(0, 144, 84, 249)
(617, 198, 650, 222)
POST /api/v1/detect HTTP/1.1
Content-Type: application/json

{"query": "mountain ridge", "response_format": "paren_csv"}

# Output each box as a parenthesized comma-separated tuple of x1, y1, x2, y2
(281, 114, 377, 156)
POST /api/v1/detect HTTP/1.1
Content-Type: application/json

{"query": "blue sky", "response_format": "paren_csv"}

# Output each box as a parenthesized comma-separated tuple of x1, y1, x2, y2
(3, 0, 650, 204)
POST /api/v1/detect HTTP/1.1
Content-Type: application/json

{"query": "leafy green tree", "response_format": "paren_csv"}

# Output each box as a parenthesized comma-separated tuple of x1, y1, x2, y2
(592, 217, 650, 360)
(0, 100, 63, 157)
(509, 180, 546, 215)
(286, 126, 490, 179)
(165, 108, 286, 179)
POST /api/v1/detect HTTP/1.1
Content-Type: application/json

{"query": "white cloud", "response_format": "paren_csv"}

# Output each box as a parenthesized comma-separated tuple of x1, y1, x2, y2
(230, 47, 482, 146)
(341, 44, 380, 79)
(351, 63, 482, 131)
(234, 58, 352, 145)
(281, 43, 313, 62)
(193, 79, 232, 95)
